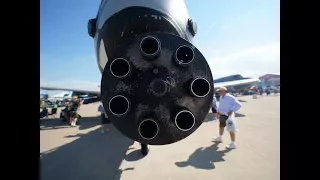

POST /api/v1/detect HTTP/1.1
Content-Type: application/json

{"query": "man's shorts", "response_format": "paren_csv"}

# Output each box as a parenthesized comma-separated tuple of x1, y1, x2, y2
(219, 115, 229, 127)
(70, 111, 78, 118)
(211, 107, 217, 113)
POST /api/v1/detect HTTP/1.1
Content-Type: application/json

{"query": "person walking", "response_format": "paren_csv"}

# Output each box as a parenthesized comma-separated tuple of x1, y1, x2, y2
(214, 87, 242, 149)
(69, 96, 80, 127)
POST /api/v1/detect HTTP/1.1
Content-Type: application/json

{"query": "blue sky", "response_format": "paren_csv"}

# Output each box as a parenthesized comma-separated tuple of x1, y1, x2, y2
(41, 0, 279, 92)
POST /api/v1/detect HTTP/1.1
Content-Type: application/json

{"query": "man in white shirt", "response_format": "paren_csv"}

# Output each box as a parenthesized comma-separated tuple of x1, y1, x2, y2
(214, 87, 242, 149)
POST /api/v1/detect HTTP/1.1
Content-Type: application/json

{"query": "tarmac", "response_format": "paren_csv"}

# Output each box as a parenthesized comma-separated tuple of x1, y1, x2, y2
(40, 94, 280, 180)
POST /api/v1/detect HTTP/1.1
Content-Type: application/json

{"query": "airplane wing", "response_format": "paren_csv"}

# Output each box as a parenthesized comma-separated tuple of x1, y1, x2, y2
(214, 78, 260, 89)
(41, 78, 259, 95)
(40, 86, 101, 95)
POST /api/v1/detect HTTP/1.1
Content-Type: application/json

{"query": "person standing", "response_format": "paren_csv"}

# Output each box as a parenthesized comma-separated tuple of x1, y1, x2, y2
(40, 107, 48, 119)
(266, 89, 270, 96)
(69, 96, 80, 127)
(259, 88, 263, 96)
(61, 104, 70, 122)
(98, 101, 110, 134)
(52, 102, 58, 109)
(214, 87, 242, 149)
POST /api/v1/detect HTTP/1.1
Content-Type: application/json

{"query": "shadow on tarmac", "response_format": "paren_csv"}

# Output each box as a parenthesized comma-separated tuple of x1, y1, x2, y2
(40, 116, 135, 180)
(112, 167, 135, 180)
(174, 142, 232, 170)
(40, 116, 101, 131)
(125, 149, 148, 162)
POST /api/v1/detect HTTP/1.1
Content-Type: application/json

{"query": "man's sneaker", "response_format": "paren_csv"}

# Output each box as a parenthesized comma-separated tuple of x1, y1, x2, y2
(226, 143, 237, 149)
(213, 136, 223, 143)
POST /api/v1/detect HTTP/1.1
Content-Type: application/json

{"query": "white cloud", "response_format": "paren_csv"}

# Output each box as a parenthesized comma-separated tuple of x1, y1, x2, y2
(202, 42, 280, 78)
(193, 1, 279, 79)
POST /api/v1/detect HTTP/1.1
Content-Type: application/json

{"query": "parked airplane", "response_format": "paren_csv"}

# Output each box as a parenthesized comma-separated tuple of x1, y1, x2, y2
(213, 74, 259, 93)
(46, 91, 71, 102)
(40, 90, 100, 103)
(41, 75, 259, 95)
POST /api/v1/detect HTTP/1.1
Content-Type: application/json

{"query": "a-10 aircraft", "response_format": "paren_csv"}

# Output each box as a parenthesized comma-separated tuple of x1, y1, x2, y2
(40, 0, 260, 146)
